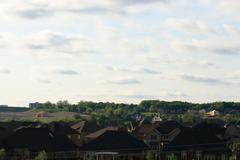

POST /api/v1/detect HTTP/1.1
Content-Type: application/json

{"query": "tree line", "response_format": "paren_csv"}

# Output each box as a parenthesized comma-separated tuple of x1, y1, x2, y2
(38, 100, 240, 114)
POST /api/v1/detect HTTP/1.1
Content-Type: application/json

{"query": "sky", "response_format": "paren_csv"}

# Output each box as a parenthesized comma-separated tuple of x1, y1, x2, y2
(0, 0, 240, 106)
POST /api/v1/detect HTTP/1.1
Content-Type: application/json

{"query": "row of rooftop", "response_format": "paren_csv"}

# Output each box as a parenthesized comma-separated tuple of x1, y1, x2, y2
(0, 119, 240, 159)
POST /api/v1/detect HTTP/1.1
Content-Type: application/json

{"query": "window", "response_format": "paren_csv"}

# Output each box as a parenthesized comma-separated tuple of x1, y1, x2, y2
(181, 151, 187, 160)
(221, 154, 226, 160)
(196, 151, 201, 160)
(163, 135, 168, 140)
(204, 154, 215, 160)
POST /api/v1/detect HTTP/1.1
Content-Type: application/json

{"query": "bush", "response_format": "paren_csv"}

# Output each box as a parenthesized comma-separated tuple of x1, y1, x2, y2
(35, 150, 48, 160)
(0, 149, 6, 160)
(146, 151, 154, 160)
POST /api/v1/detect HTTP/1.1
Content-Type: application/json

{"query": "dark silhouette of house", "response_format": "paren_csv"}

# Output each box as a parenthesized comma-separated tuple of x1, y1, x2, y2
(3, 127, 79, 159)
(71, 121, 101, 135)
(71, 121, 102, 145)
(81, 130, 148, 160)
(162, 122, 229, 160)
(41, 122, 81, 146)
(155, 121, 185, 135)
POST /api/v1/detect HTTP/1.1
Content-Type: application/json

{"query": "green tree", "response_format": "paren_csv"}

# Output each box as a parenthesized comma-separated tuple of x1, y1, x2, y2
(0, 149, 6, 160)
(146, 151, 154, 160)
(230, 138, 240, 160)
(34, 150, 48, 160)
(56, 100, 71, 111)
(168, 153, 177, 160)
(12, 148, 30, 160)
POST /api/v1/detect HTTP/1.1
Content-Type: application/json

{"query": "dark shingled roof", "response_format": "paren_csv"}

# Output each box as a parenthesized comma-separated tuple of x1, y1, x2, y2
(163, 124, 228, 152)
(81, 131, 148, 153)
(156, 121, 184, 134)
(71, 121, 102, 135)
(193, 121, 226, 136)
(43, 122, 79, 135)
(0, 126, 13, 140)
(85, 127, 119, 139)
(132, 123, 156, 139)
(4, 128, 78, 152)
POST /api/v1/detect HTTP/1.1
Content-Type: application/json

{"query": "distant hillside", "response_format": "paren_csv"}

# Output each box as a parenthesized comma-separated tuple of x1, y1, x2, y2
(0, 106, 30, 112)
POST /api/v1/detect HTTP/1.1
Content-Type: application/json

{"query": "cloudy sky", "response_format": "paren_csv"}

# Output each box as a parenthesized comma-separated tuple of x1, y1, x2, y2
(1, 0, 240, 106)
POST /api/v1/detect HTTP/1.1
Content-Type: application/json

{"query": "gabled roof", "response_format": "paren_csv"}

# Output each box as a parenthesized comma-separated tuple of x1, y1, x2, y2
(4, 128, 78, 152)
(132, 123, 156, 139)
(81, 131, 148, 152)
(85, 127, 118, 139)
(71, 121, 101, 134)
(156, 121, 184, 134)
(163, 125, 228, 152)
(44, 122, 79, 135)
(71, 121, 85, 130)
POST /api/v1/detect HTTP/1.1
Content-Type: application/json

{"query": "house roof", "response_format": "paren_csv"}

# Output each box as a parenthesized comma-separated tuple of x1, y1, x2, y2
(0, 121, 41, 131)
(4, 128, 78, 152)
(71, 121, 85, 130)
(71, 121, 101, 134)
(156, 121, 184, 134)
(163, 125, 228, 152)
(44, 122, 79, 135)
(81, 131, 148, 152)
(0, 126, 13, 140)
(193, 121, 225, 135)
(85, 127, 118, 139)
(132, 123, 156, 139)
(225, 125, 240, 139)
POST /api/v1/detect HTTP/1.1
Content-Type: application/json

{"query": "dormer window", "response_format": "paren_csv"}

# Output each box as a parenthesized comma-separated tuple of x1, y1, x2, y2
(163, 135, 168, 140)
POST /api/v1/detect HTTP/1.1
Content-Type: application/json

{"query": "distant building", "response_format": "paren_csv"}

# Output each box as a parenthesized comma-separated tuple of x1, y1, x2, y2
(152, 114, 163, 123)
(0, 105, 8, 107)
(206, 110, 220, 117)
(29, 102, 43, 109)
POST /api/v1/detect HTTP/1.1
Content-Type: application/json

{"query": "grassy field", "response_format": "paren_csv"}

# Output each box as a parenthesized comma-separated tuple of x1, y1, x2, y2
(0, 110, 77, 122)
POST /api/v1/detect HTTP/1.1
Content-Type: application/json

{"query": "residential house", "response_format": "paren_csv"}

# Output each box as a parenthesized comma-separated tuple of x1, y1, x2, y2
(71, 121, 102, 145)
(81, 130, 148, 160)
(41, 122, 82, 146)
(132, 121, 184, 160)
(3, 127, 79, 159)
(152, 114, 163, 123)
(162, 122, 229, 160)
(206, 110, 220, 118)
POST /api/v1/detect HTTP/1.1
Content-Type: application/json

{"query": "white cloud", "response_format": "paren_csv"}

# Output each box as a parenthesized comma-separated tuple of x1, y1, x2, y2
(173, 39, 240, 56)
(163, 18, 217, 35)
(0, 68, 10, 74)
(203, 0, 240, 19)
(104, 65, 161, 75)
(23, 31, 97, 55)
(38, 78, 52, 84)
(54, 69, 79, 75)
(180, 74, 231, 85)
(0, 0, 240, 105)
(106, 78, 141, 85)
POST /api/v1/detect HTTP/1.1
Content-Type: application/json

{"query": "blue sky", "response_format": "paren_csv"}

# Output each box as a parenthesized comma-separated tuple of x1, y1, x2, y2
(0, 0, 240, 106)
